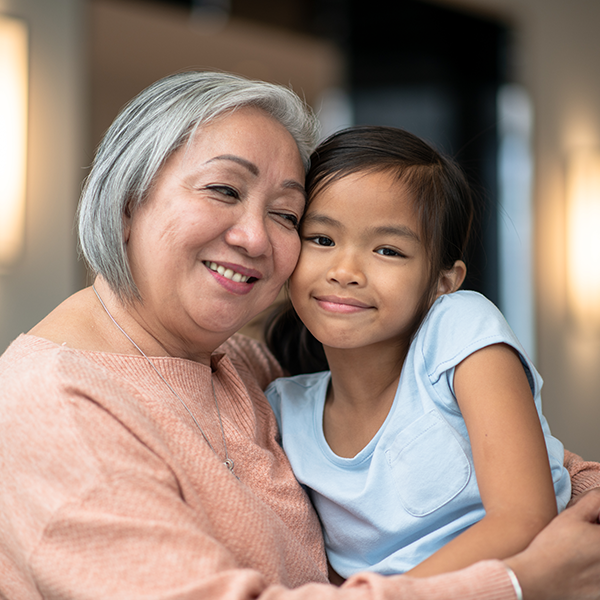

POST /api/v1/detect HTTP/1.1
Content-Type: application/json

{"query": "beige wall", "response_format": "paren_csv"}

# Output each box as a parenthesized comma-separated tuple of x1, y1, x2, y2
(433, 0, 600, 460)
(90, 0, 343, 149)
(0, 0, 88, 351)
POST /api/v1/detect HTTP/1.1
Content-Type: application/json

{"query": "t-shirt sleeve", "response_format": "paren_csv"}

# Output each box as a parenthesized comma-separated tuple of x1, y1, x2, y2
(264, 379, 284, 433)
(418, 291, 540, 401)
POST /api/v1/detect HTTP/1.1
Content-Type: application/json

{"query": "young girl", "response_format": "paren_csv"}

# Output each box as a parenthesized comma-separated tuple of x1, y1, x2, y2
(264, 126, 570, 582)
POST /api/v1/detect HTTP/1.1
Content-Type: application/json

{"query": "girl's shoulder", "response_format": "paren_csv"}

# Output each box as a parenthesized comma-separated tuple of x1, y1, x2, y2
(420, 290, 508, 343)
(266, 370, 330, 398)
(415, 291, 527, 381)
(264, 371, 330, 430)
(429, 289, 501, 317)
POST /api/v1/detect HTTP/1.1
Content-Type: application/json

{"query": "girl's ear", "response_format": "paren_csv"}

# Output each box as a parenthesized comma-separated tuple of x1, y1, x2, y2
(436, 260, 467, 298)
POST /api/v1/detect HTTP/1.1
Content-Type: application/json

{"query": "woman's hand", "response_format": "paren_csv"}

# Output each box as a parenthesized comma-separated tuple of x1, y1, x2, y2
(505, 487, 600, 600)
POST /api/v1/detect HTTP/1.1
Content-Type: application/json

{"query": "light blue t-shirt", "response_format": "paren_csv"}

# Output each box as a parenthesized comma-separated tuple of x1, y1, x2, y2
(266, 291, 570, 577)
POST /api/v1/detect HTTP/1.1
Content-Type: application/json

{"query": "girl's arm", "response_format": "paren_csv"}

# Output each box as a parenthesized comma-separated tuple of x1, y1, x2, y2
(405, 342, 558, 578)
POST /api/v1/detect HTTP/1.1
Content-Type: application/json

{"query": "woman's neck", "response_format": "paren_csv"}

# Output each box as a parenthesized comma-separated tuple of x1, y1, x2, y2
(321, 343, 407, 458)
(29, 278, 219, 366)
(91, 279, 218, 365)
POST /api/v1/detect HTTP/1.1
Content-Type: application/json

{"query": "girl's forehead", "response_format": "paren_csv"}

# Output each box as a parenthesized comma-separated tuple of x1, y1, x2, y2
(308, 170, 414, 212)
(304, 170, 421, 234)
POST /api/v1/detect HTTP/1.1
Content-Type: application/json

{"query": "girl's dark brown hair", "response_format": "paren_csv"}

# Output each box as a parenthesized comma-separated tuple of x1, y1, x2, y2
(265, 125, 474, 376)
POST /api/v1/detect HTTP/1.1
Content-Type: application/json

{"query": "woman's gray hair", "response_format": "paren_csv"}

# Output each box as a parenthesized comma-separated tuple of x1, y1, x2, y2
(78, 70, 320, 301)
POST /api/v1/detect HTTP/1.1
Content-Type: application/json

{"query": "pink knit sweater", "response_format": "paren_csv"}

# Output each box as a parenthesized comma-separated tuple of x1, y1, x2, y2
(0, 333, 596, 599)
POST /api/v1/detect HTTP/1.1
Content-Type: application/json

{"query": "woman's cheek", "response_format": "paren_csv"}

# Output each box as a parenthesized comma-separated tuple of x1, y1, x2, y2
(278, 234, 303, 280)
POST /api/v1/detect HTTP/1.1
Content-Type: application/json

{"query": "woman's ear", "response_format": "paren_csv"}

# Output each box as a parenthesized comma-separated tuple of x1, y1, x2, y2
(436, 260, 467, 298)
(123, 202, 133, 244)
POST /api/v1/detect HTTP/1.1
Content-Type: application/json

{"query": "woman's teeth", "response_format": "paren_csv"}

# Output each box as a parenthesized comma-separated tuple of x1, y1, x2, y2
(205, 261, 250, 283)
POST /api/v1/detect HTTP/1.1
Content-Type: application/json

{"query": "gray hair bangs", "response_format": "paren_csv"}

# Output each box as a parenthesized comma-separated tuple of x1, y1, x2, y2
(77, 71, 320, 301)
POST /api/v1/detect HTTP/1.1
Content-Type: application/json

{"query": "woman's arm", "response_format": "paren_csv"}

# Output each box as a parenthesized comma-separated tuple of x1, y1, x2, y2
(505, 487, 600, 600)
(406, 343, 557, 578)
(565, 449, 600, 504)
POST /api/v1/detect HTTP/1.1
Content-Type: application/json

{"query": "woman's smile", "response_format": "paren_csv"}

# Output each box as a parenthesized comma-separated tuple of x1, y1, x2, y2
(203, 260, 262, 294)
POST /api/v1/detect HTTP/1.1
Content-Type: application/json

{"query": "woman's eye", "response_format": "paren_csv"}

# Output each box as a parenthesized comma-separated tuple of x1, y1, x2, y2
(273, 212, 299, 230)
(206, 185, 239, 199)
(307, 235, 334, 247)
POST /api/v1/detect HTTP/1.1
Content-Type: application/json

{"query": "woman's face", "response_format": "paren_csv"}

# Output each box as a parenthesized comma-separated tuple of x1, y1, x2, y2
(125, 107, 306, 362)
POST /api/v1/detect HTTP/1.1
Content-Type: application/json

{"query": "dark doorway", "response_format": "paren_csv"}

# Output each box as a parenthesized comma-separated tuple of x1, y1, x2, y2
(343, 0, 507, 303)
(136, 0, 508, 302)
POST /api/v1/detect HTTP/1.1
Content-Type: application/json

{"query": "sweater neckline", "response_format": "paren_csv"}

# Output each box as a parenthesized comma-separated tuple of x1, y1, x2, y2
(16, 332, 227, 373)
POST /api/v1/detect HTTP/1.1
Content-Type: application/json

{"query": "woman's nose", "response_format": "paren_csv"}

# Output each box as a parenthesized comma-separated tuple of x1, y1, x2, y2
(327, 253, 366, 286)
(224, 209, 271, 258)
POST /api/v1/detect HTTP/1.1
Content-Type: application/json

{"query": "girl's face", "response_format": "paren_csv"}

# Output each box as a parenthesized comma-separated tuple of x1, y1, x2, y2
(289, 170, 432, 354)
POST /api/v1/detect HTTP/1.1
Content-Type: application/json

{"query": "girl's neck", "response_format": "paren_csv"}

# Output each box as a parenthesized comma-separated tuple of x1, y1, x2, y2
(321, 342, 407, 458)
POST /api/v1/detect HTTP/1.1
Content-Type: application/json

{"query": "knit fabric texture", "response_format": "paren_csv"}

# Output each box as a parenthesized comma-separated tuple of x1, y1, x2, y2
(0, 333, 597, 599)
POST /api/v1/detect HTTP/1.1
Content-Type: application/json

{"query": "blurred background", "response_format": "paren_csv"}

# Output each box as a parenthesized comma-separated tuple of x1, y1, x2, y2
(1, 0, 600, 459)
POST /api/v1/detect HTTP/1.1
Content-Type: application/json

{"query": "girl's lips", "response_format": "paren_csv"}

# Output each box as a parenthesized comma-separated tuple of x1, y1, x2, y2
(314, 295, 373, 313)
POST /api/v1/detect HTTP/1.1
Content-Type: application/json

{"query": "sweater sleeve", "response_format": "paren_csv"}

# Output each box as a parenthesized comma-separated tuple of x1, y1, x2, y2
(255, 562, 517, 600)
(565, 449, 600, 503)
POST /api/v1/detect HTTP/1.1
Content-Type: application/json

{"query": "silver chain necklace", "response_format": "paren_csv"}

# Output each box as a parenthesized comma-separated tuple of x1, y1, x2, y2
(92, 284, 237, 478)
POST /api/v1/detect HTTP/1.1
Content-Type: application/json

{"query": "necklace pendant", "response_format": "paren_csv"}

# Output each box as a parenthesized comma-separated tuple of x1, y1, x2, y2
(223, 458, 235, 472)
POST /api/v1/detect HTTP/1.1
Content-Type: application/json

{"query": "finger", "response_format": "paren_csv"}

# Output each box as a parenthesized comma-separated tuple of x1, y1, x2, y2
(566, 487, 600, 523)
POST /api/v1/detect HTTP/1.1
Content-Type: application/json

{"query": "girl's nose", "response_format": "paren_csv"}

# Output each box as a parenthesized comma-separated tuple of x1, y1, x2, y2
(327, 253, 366, 286)
(224, 209, 271, 258)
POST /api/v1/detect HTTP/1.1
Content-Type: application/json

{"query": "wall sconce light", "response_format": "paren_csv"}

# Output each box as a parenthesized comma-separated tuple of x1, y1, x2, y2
(566, 149, 600, 330)
(0, 15, 28, 271)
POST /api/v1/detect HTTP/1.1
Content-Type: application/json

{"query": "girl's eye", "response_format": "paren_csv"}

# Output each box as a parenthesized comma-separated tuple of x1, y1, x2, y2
(206, 185, 239, 199)
(376, 247, 405, 257)
(307, 235, 334, 247)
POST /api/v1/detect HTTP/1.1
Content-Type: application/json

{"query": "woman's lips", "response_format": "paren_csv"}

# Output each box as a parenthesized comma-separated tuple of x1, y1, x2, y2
(203, 261, 262, 295)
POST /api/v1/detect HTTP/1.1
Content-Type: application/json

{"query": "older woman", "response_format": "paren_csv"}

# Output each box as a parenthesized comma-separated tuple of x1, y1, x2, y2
(0, 71, 600, 600)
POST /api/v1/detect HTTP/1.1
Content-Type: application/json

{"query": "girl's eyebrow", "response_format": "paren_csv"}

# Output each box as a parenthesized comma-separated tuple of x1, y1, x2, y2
(302, 213, 339, 227)
(369, 225, 420, 242)
(303, 213, 420, 242)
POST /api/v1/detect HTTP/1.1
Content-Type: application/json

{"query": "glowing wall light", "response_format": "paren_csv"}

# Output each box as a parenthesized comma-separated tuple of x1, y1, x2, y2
(566, 149, 600, 330)
(0, 15, 28, 270)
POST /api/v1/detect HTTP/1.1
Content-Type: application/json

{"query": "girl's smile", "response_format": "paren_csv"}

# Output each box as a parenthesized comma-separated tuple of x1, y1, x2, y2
(314, 295, 374, 313)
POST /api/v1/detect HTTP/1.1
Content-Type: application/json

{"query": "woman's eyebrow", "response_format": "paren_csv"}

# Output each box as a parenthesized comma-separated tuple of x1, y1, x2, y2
(207, 154, 259, 176)
(206, 155, 306, 198)
(284, 180, 307, 200)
